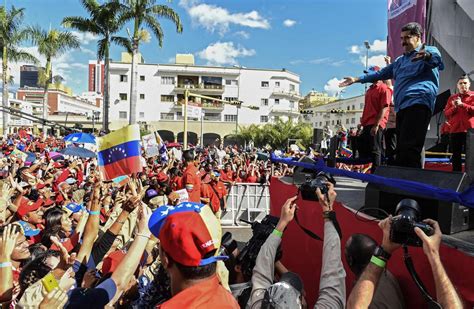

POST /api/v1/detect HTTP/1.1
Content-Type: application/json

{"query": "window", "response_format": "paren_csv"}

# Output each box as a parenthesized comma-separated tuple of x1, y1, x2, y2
(261, 98, 268, 106)
(290, 84, 295, 91)
(347, 106, 350, 110)
(346, 118, 349, 124)
(360, 103, 364, 109)
(224, 114, 237, 122)
(319, 122, 322, 127)
(260, 116, 268, 123)
(274, 99, 280, 105)
(160, 113, 174, 120)
(290, 101, 295, 108)
(275, 81, 280, 87)
(161, 95, 174, 102)
(261, 81, 269, 88)
(176, 111, 183, 120)
(337, 120, 341, 125)
(119, 111, 127, 119)
(120, 75, 127, 82)
(351, 118, 356, 124)
(331, 120, 335, 125)
(226, 79, 238, 86)
(140, 75, 145, 81)
(325, 121, 330, 126)
(139, 112, 145, 118)
(352, 105, 355, 110)
(119, 93, 127, 100)
(140, 94, 145, 100)
(161, 76, 174, 85)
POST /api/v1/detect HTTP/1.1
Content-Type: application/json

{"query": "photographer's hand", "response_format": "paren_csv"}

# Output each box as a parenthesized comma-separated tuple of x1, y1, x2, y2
(378, 216, 400, 255)
(316, 182, 336, 212)
(414, 219, 441, 261)
(275, 196, 297, 232)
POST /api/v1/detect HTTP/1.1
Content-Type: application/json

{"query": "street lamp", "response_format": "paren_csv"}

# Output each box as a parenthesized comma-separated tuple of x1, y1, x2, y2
(364, 40, 370, 92)
(87, 111, 100, 133)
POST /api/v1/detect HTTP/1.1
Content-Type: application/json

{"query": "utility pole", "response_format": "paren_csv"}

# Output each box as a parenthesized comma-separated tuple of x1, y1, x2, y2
(364, 41, 371, 92)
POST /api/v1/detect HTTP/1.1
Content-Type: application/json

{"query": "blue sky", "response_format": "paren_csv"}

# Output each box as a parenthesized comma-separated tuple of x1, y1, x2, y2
(9, 0, 389, 98)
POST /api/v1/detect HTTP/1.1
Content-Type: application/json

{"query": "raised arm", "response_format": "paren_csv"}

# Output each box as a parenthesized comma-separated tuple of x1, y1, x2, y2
(0, 225, 19, 303)
(414, 219, 463, 309)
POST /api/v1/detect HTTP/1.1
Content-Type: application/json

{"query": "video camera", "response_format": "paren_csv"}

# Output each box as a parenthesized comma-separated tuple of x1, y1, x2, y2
(221, 215, 280, 280)
(390, 199, 434, 247)
(299, 171, 336, 201)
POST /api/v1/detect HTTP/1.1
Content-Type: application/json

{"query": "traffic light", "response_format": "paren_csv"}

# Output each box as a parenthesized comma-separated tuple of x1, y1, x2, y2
(330, 109, 344, 114)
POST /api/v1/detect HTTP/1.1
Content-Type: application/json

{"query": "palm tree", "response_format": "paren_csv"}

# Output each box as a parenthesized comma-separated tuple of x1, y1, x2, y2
(28, 27, 80, 134)
(0, 6, 39, 136)
(62, 0, 130, 133)
(120, 0, 183, 125)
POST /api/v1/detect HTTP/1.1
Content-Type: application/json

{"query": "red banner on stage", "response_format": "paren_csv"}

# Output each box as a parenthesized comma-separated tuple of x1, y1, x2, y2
(270, 177, 474, 308)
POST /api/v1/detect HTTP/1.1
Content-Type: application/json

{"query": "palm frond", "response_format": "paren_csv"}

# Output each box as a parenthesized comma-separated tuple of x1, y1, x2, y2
(143, 15, 163, 47)
(148, 4, 183, 33)
(111, 36, 132, 53)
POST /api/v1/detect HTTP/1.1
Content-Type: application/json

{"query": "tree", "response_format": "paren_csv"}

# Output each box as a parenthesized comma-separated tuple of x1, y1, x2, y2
(28, 27, 80, 134)
(0, 6, 38, 136)
(62, 0, 130, 133)
(120, 0, 183, 125)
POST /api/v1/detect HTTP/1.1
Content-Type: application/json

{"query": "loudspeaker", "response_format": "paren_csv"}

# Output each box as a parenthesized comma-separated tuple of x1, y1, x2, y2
(312, 128, 324, 147)
(365, 166, 473, 234)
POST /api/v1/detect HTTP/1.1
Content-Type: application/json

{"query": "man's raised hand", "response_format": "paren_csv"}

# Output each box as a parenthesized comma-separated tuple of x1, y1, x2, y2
(339, 77, 358, 87)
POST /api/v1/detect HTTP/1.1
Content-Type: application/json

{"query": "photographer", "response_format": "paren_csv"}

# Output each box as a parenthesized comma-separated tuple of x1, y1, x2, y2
(347, 217, 463, 309)
(249, 183, 346, 308)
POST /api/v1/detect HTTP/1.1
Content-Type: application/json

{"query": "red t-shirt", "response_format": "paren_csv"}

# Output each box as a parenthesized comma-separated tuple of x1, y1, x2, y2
(360, 82, 391, 129)
(171, 176, 183, 191)
(157, 275, 239, 309)
(182, 164, 201, 203)
(220, 170, 234, 182)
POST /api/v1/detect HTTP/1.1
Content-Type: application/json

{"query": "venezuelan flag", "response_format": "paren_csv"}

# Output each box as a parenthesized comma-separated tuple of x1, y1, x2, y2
(340, 146, 353, 158)
(97, 125, 143, 180)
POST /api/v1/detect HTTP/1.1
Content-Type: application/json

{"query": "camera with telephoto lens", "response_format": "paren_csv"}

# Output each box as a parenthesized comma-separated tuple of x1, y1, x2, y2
(299, 171, 336, 201)
(390, 199, 434, 247)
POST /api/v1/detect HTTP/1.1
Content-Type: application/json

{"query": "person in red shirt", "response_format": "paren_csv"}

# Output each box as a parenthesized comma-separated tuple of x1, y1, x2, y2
(359, 66, 391, 171)
(148, 203, 239, 309)
(219, 163, 234, 185)
(181, 150, 201, 203)
(16, 198, 44, 244)
(444, 75, 474, 171)
(209, 171, 228, 216)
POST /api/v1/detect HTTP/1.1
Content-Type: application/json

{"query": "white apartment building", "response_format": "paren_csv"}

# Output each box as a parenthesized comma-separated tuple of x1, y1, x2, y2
(302, 95, 365, 131)
(0, 93, 43, 133)
(107, 54, 301, 144)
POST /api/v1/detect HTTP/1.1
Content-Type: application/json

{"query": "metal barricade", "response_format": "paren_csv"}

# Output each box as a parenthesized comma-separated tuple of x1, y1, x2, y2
(221, 183, 271, 226)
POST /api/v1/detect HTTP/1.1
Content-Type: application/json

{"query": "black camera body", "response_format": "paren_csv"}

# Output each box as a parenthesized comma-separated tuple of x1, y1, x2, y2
(390, 199, 434, 247)
(299, 171, 336, 201)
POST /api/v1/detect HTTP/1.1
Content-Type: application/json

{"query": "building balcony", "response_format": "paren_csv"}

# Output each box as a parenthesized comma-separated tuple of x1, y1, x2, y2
(269, 106, 300, 115)
(271, 90, 302, 100)
(173, 100, 225, 111)
(174, 83, 225, 94)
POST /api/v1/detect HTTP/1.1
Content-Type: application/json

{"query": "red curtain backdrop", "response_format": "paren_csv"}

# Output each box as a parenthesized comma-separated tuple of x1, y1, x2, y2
(269, 177, 474, 308)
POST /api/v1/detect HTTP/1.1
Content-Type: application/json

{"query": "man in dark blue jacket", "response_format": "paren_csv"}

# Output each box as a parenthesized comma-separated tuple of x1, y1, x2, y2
(340, 22, 444, 168)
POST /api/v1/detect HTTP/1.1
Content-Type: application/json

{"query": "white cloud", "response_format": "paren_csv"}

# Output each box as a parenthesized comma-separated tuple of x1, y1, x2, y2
(309, 57, 331, 64)
(349, 39, 387, 55)
(359, 55, 387, 68)
(349, 45, 361, 54)
(197, 41, 255, 66)
(235, 31, 250, 39)
(289, 59, 304, 65)
(324, 77, 344, 96)
(331, 60, 345, 67)
(283, 19, 296, 27)
(81, 48, 96, 58)
(181, 1, 270, 35)
(70, 31, 98, 45)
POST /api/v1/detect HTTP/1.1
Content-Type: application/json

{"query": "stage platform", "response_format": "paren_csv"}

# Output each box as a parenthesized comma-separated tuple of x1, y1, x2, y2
(333, 176, 474, 256)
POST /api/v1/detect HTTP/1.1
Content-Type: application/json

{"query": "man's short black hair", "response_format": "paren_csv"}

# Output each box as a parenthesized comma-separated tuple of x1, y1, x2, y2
(182, 150, 195, 163)
(458, 74, 471, 81)
(401, 22, 423, 37)
(344, 234, 377, 276)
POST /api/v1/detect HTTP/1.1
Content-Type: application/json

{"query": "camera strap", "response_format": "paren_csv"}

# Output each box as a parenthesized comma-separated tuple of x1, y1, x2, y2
(403, 246, 442, 309)
(294, 211, 322, 241)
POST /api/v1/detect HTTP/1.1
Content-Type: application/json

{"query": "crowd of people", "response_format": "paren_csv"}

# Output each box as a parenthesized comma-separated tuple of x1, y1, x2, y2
(0, 21, 470, 309)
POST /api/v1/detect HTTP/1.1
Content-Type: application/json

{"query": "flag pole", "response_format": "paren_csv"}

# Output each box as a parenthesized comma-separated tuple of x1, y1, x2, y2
(183, 89, 189, 150)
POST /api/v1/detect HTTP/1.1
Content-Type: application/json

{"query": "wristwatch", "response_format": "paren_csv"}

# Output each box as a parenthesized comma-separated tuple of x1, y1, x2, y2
(373, 245, 391, 261)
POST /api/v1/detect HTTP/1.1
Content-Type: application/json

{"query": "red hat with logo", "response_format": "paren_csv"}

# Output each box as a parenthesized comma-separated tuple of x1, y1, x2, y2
(148, 202, 226, 267)
(17, 198, 44, 218)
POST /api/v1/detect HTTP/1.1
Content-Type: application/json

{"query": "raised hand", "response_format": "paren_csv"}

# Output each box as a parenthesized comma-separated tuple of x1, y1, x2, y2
(39, 288, 68, 309)
(414, 219, 442, 261)
(339, 77, 358, 87)
(411, 43, 429, 62)
(0, 224, 20, 261)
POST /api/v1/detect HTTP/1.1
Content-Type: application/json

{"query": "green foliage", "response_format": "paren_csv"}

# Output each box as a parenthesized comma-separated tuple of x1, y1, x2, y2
(236, 119, 312, 150)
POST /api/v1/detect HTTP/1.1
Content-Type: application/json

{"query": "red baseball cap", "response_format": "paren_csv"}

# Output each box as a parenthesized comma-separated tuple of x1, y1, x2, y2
(102, 250, 126, 274)
(148, 202, 226, 267)
(17, 198, 44, 218)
